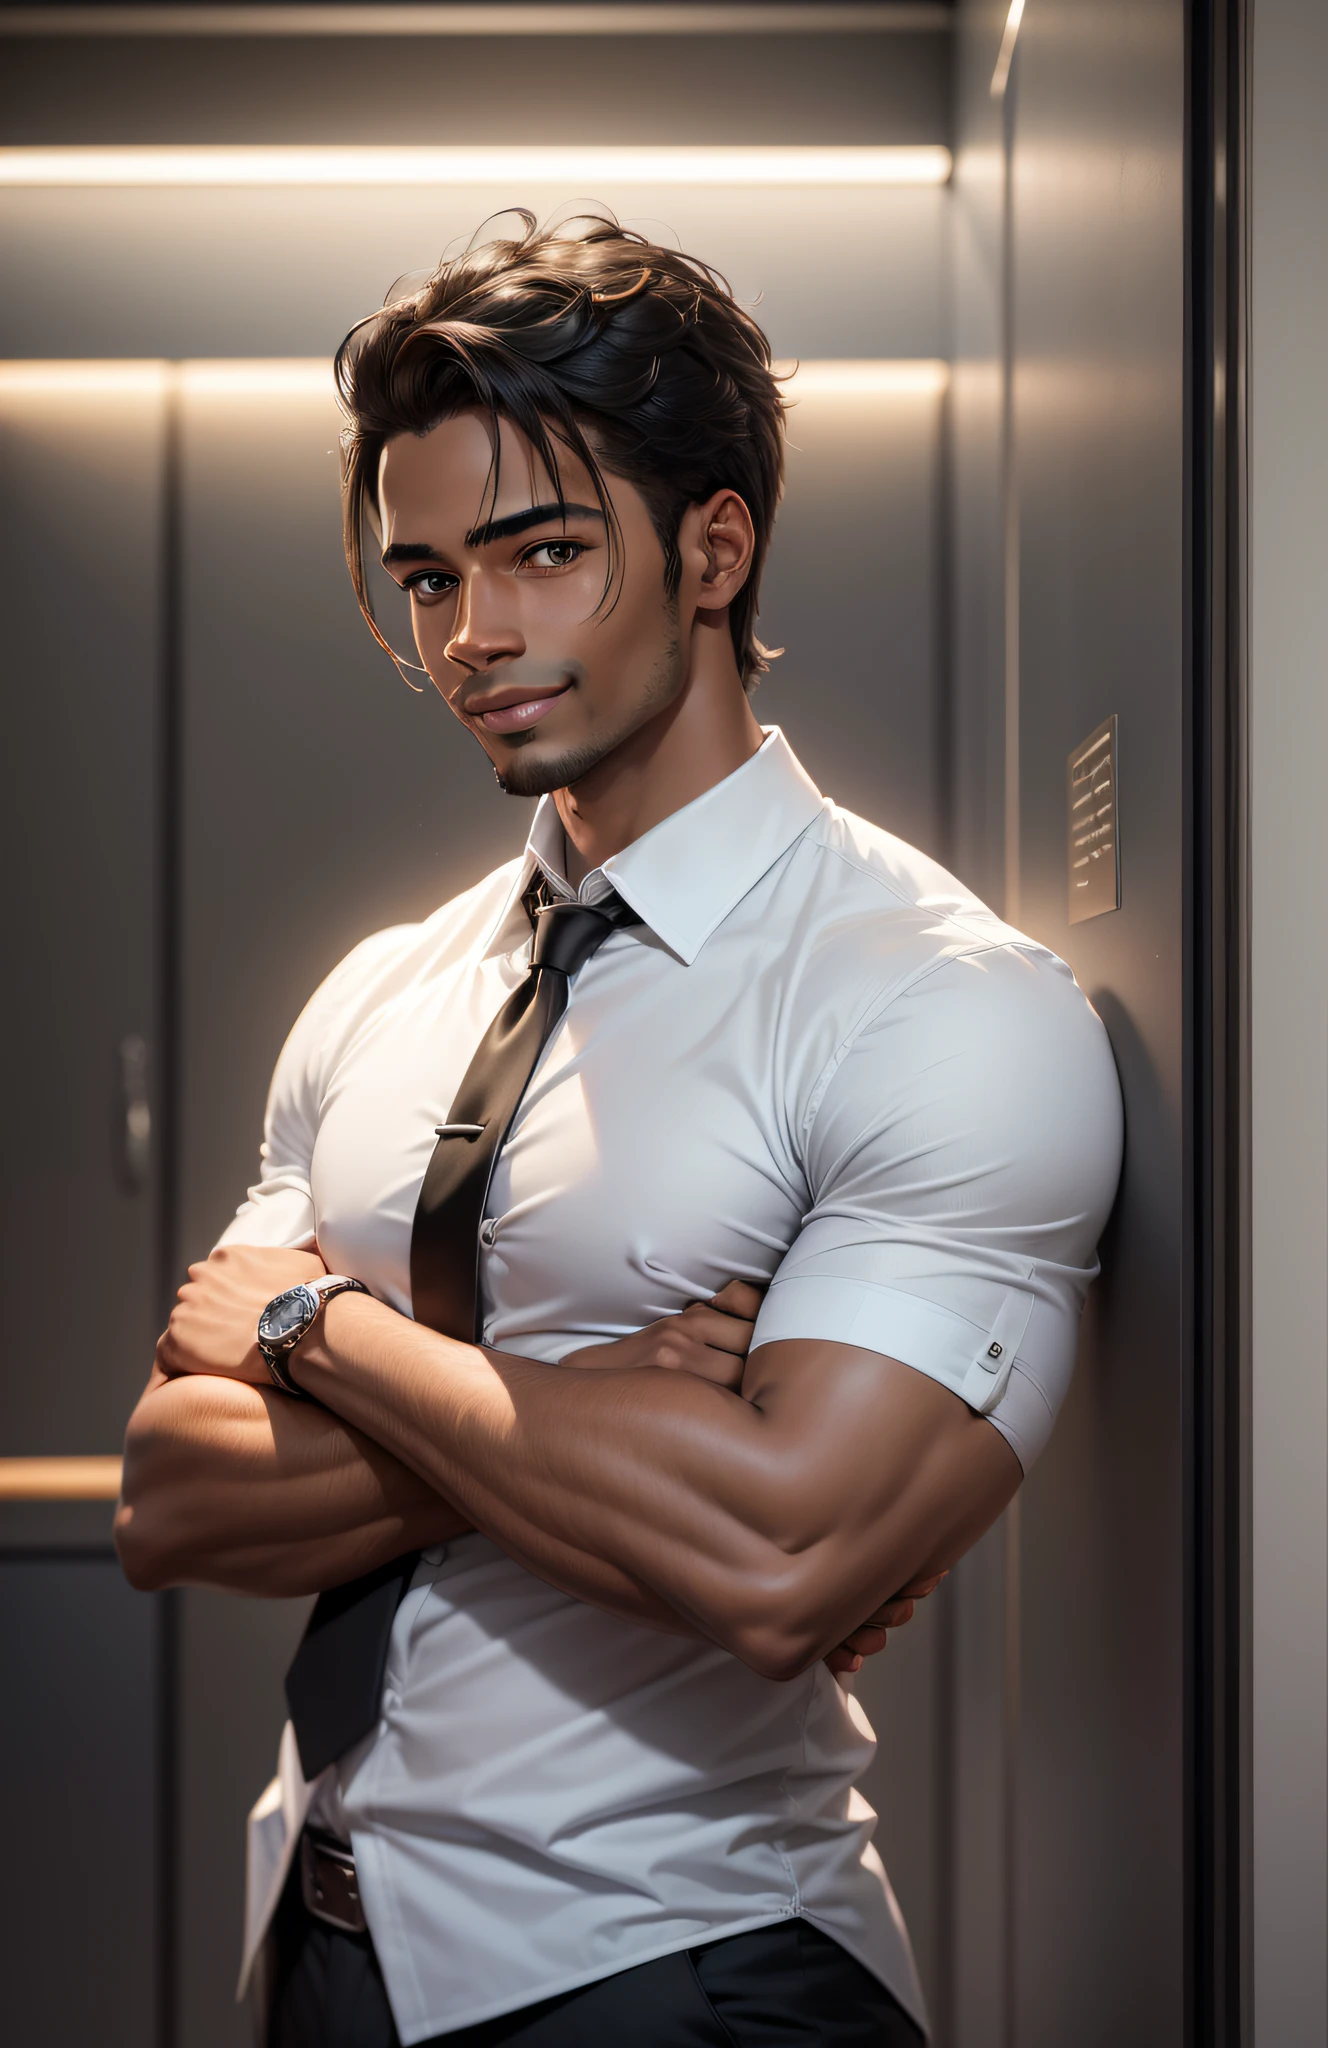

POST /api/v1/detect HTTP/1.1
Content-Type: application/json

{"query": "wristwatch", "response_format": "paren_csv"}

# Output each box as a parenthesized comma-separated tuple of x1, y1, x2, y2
(257, 1274, 369, 1399)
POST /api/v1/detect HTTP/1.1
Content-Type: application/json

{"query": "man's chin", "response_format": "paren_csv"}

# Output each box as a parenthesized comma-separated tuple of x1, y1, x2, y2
(486, 731, 621, 800)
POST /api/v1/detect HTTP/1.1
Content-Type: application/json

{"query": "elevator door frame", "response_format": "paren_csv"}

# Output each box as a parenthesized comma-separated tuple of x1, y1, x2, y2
(1185, 3, 1250, 2044)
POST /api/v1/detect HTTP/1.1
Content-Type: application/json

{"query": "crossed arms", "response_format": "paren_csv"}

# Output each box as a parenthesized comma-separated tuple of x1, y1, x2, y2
(116, 1243, 1020, 1682)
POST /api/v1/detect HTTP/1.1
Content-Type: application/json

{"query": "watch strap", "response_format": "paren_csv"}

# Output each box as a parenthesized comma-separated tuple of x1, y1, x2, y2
(264, 1344, 313, 1401)
(261, 1275, 368, 1399)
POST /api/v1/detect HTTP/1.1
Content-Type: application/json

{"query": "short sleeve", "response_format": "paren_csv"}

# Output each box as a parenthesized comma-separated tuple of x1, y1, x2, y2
(215, 930, 410, 1256)
(749, 943, 1123, 1470)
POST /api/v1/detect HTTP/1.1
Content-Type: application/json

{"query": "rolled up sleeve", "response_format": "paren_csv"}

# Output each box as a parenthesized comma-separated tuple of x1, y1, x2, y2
(751, 942, 1123, 1470)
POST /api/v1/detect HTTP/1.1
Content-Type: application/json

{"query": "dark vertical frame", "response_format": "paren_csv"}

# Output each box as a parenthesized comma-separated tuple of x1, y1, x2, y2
(1185, 2, 1250, 2043)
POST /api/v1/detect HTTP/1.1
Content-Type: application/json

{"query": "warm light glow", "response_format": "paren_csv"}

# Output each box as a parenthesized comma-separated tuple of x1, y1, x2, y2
(181, 360, 336, 397)
(0, 358, 952, 402)
(0, 145, 953, 189)
(0, 5, 957, 34)
(0, 360, 166, 395)
(780, 359, 951, 397)
(0, 1456, 123, 1500)
(991, 0, 1026, 99)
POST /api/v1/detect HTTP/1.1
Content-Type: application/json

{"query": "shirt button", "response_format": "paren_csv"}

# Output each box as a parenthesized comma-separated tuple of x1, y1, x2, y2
(479, 1218, 498, 1247)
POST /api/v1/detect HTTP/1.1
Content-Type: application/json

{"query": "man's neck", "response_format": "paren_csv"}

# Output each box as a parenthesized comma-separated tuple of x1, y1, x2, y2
(553, 631, 765, 885)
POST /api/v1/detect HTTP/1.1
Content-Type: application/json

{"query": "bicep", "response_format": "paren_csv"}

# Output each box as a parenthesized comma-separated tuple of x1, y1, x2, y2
(745, 1337, 1021, 1594)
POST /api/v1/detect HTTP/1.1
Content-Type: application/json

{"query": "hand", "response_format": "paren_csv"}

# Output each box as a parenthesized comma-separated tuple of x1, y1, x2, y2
(822, 1572, 949, 1677)
(560, 1280, 765, 1392)
(157, 1243, 328, 1386)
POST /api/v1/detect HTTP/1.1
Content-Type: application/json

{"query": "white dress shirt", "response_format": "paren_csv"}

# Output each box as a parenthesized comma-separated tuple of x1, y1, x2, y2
(229, 728, 1122, 2042)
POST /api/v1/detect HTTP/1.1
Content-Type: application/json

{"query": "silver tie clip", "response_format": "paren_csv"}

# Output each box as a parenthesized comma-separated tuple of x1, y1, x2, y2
(434, 1122, 486, 1139)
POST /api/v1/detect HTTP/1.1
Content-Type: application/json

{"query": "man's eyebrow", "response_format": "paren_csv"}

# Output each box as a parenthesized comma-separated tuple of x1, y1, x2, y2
(381, 504, 605, 569)
(381, 543, 443, 565)
(465, 502, 605, 549)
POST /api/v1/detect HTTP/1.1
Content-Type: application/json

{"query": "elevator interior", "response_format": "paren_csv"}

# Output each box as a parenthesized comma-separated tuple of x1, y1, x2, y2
(0, 4, 1243, 2044)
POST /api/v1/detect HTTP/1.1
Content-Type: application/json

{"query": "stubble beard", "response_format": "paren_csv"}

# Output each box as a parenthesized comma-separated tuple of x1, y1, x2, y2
(491, 618, 685, 800)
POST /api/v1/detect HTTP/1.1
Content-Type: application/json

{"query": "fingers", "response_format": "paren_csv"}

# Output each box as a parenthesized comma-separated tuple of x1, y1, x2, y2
(708, 1279, 766, 1322)
(895, 1570, 948, 1600)
(673, 1279, 766, 1359)
(853, 1574, 950, 1633)
(676, 1304, 755, 1357)
(827, 1575, 954, 1674)
(831, 1610, 907, 1667)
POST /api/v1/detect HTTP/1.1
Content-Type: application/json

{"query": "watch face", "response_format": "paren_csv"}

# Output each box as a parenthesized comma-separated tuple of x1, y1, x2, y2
(258, 1285, 316, 1349)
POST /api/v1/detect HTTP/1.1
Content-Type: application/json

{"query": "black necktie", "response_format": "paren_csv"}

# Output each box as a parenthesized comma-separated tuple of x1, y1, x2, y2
(284, 881, 639, 1780)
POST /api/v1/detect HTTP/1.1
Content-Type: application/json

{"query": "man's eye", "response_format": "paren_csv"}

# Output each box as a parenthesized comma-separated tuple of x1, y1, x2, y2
(521, 541, 585, 572)
(406, 571, 457, 602)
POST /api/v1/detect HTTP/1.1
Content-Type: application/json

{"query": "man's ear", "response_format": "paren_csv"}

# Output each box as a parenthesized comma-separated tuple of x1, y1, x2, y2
(679, 489, 756, 614)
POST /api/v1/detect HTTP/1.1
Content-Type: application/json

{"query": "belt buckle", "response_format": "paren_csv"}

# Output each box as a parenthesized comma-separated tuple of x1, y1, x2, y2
(300, 1828, 368, 1935)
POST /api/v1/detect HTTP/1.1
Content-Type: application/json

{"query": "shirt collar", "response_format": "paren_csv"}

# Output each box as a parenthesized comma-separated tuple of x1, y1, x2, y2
(483, 727, 827, 965)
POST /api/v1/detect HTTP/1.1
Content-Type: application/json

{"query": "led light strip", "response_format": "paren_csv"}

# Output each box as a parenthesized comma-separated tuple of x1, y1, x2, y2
(0, 359, 951, 398)
(0, 1456, 123, 1501)
(179, 361, 336, 396)
(0, 360, 169, 394)
(0, 145, 952, 189)
(780, 359, 949, 397)
(0, 5, 956, 37)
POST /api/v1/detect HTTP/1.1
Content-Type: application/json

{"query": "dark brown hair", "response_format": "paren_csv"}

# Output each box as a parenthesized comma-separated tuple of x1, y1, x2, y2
(336, 211, 787, 689)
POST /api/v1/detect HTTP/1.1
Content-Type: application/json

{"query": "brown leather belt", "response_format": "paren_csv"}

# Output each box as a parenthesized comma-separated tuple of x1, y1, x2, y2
(300, 1827, 368, 1935)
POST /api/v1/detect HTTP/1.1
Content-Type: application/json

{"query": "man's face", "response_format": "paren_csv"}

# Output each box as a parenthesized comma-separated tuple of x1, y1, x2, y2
(377, 411, 686, 797)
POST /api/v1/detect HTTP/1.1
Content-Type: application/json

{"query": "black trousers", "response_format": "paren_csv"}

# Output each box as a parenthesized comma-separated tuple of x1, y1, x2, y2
(268, 1868, 926, 2048)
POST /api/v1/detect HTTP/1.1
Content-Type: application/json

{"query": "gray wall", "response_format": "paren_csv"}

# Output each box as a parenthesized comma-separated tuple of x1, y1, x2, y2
(0, 373, 165, 1454)
(1249, 1, 1328, 2040)
(0, 15, 951, 367)
(948, 3, 1188, 2043)
(946, 20, 1015, 2044)
(0, 1555, 161, 2043)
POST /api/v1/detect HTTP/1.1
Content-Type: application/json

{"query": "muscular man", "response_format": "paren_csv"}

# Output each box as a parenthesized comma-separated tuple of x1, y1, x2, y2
(116, 216, 1122, 2047)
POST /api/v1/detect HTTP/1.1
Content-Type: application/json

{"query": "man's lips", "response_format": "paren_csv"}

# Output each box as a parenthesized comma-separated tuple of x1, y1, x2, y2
(466, 677, 575, 735)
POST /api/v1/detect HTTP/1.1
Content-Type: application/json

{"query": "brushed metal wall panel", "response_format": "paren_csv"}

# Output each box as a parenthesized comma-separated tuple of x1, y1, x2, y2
(945, 14, 1015, 2048)
(0, 374, 165, 1453)
(0, 27, 951, 148)
(1006, 3, 1187, 2041)
(1249, 0, 1328, 2036)
(0, 184, 950, 367)
(0, 1558, 159, 2046)
(760, 378, 946, 860)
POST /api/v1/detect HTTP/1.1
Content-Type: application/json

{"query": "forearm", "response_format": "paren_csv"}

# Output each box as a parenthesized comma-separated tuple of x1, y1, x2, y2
(116, 1363, 705, 1637)
(137, 1242, 977, 1670)
(115, 1367, 469, 1597)
(298, 1297, 992, 1674)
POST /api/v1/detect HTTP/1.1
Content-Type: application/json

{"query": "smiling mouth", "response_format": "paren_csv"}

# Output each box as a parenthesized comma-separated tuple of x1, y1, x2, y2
(467, 675, 577, 736)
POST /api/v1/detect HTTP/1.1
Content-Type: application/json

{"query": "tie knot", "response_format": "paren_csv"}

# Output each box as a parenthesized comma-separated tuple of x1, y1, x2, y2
(530, 894, 633, 978)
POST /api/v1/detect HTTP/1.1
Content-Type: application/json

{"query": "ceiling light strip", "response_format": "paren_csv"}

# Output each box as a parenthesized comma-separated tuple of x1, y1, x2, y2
(0, 5, 955, 37)
(0, 359, 952, 398)
(0, 360, 170, 394)
(0, 145, 952, 189)
(781, 359, 950, 396)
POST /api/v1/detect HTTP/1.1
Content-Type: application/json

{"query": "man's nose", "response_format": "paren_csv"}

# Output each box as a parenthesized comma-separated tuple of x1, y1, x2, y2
(444, 571, 523, 673)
